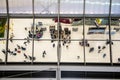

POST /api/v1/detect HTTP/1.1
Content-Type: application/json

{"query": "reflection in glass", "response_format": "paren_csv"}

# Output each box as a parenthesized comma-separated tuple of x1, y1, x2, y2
(9, 0, 32, 14)
(111, 0, 120, 14)
(85, 0, 109, 14)
(0, 0, 6, 13)
(85, 41, 110, 63)
(34, 0, 57, 14)
(60, 0, 83, 14)
(85, 18, 109, 40)
(8, 40, 32, 62)
(34, 41, 57, 62)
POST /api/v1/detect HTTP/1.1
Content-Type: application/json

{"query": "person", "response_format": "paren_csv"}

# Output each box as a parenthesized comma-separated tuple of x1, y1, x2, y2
(42, 54, 45, 58)
(15, 48, 17, 51)
(51, 40, 53, 43)
(10, 33, 15, 42)
(11, 33, 15, 38)
(106, 39, 109, 45)
(42, 50, 46, 58)
(102, 46, 106, 49)
(25, 27, 27, 31)
(28, 31, 31, 34)
(77, 56, 80, 59)
(24, 42, 27, 46)
(10, 37, 13, 43)
(89, 47, 94, 53)
(27, 37, 30, 43)
(13, 52, 16, 56)
(33, 57, 36, 61)
(21, 47, 26, 51)
(17, 44, 21, 49)
(103, 53, 106, 58)
(2, 49, 6, 54)
(24, 53, 27, 59)
(66, 45, 68, 49)
(29, 56, 32, 60)
(63, 43, 64, 46)
(7, 49, 10, 53)
(98, 50, 101, 53)
(53, 43, 55, 48)
(43, 51, 46, 55)
(98, 46, 101, 49)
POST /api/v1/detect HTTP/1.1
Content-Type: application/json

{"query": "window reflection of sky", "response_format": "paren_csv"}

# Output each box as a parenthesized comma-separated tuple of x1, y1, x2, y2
(0, 0, 120, 14)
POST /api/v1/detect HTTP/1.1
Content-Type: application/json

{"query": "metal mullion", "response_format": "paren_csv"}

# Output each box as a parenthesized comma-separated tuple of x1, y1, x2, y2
(108, 0, 113, 66)
(112, 40, 120, 41)
(83, 0, 86, 65)
(57, 0, 60, 65)
(85, 39, 110, 41)
(31, 0, 35, 64)
(5, 0, 9, 64)
(56, 0, 61, 80)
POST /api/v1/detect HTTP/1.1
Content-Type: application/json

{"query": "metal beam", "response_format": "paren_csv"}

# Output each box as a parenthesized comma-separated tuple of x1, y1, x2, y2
(0, 65, 120, 72)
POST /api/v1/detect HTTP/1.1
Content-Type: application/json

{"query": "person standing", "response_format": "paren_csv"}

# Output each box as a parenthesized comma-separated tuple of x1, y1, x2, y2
(10, 33, 14, 43)
(27, 37, 30, 43)
(53, 43, 55, 48)
(42, 50, 46, 58)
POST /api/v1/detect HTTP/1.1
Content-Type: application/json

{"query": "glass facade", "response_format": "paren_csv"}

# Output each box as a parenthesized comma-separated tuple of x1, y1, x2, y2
(34, 0, 58, 14)
(0, 0, 6, 13)
(111, 0, 120, 14)
(0, 0, 120, 65)
(9, 0, 32, 14)
(85, 0, 110, 14)
(60, 0, 83, 14)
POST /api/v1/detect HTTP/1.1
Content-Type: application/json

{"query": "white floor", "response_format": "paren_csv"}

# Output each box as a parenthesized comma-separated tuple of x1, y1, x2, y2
(34, 41, 57, 62)
(112, 41, 120, 63)
(85, 41, 110, 63)
(61, 41, 84, 62)
(0, 18, 120, 63)
(8, 40, 32, 62)
(0, 40, 6, 62)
